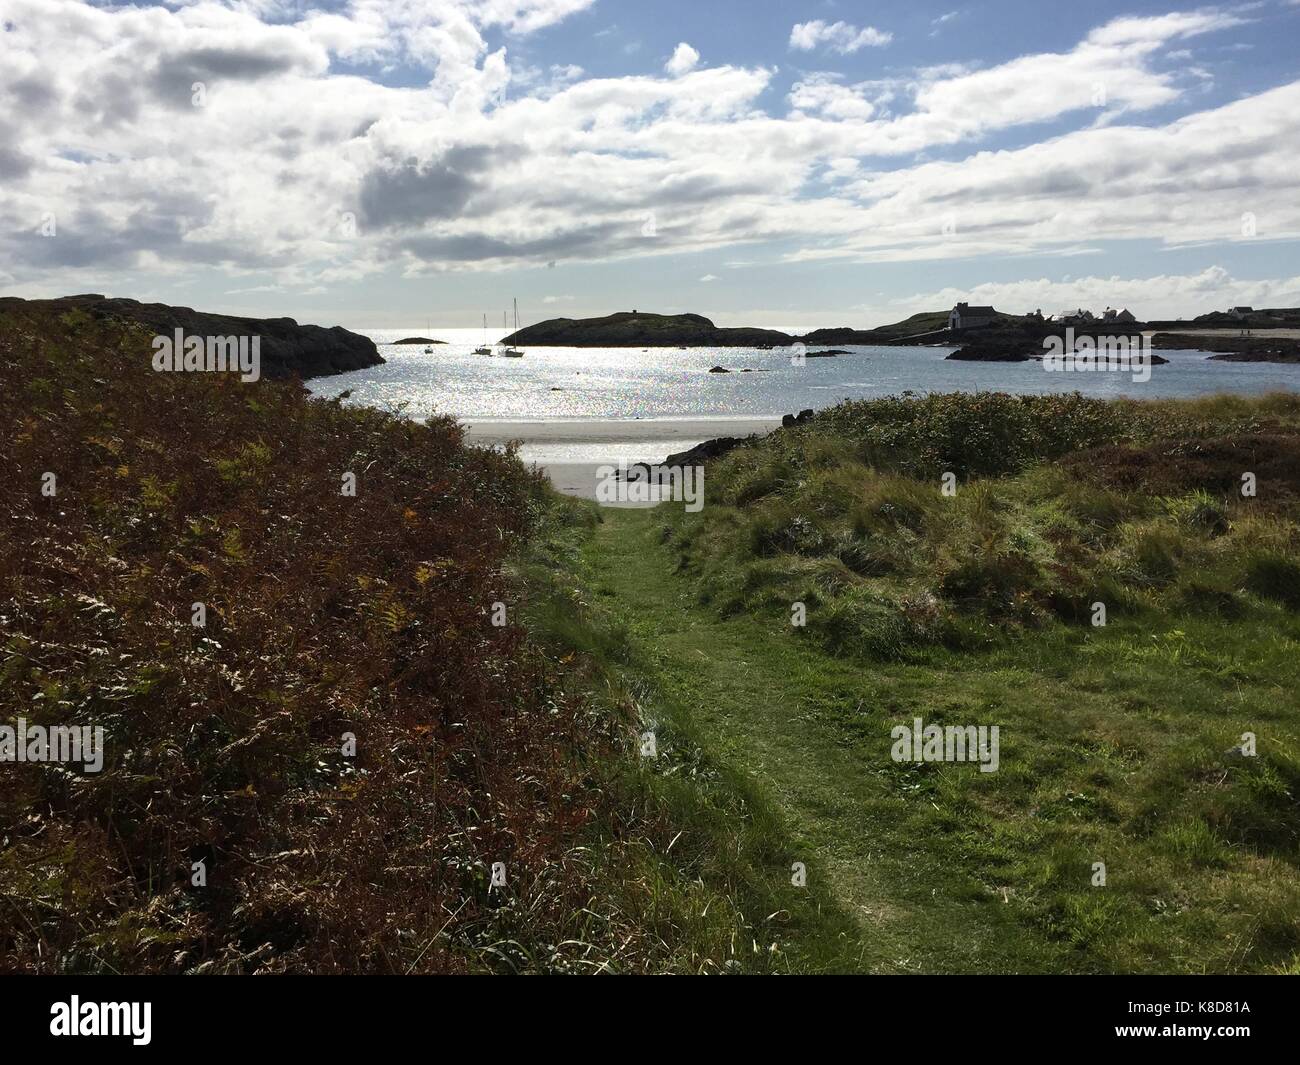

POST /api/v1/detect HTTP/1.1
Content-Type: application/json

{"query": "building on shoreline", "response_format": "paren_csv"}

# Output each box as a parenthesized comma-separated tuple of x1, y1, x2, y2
(1047, 307, 1137, 325)
(947, 303, 998, 330)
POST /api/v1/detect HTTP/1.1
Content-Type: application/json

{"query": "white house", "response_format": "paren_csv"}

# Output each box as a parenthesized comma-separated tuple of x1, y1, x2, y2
(947, 302, 998, 330)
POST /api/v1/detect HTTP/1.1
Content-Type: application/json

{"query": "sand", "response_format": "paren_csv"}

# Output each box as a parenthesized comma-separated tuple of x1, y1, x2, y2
(462, 416, 784, 445)
(463, 416, 783, 499)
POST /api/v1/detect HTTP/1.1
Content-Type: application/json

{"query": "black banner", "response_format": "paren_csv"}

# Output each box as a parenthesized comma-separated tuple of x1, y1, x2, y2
(2, 975, 1289, 1052)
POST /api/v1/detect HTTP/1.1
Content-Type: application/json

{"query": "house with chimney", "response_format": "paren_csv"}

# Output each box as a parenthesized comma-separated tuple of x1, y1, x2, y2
(947, 302, 998, 330)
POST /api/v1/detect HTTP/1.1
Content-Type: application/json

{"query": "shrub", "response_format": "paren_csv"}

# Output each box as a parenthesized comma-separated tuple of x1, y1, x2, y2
(0, 304, 599, 974)
(1243, 550, 1300, 610)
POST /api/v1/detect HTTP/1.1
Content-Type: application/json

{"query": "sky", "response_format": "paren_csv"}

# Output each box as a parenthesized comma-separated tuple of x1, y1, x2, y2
(1, 0, 1299, 328)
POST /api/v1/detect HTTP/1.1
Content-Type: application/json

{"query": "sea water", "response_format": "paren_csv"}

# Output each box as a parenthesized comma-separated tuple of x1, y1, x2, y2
(305, 328, 1300, 474)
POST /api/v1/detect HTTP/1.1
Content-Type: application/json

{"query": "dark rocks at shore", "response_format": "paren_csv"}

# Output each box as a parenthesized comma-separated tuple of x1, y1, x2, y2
(617, 436, 750, 480)
(391, 336, 446, 345)
(1051, 352, 1170, 365)
(625, 409, 817, 475)
(947, 347, 1172, 364)
(948, 331, 1172, 364)
(805, 349, 849, 357)
(0, 294, 383, 380)
(663, 436, 751, 466)
(1207, 349, 1300, 363)
(1153, 333, 1300, 361)
(708, 365, 730, 373)
(946, 343, 1037, 362)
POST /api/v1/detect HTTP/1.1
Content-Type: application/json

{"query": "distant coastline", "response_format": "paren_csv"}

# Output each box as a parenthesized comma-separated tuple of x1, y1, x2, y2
(501, 307, 1300, 364)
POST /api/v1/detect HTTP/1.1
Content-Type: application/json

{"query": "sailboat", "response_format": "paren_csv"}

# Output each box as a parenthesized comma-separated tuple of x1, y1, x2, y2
(473, 314, 492, 356)
(499, 299, 524, 357)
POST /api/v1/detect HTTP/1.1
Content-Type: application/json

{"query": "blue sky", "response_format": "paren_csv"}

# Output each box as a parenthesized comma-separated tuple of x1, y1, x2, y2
(2, 0, 1299, 327)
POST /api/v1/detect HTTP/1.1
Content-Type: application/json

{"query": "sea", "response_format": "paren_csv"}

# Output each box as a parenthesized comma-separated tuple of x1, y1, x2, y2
(304, 328, 1300, 476)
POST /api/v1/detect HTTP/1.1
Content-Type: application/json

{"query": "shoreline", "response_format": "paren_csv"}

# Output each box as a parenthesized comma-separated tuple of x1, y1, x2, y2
(464, 416, 784, 500)
(462, 415, 784, 443)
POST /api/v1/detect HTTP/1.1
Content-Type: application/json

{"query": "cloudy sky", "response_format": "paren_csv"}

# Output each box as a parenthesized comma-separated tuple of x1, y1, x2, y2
(2, 0, 1299, 328)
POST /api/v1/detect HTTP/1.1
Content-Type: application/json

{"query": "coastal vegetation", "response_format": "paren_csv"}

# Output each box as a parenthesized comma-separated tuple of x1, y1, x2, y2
(0, 303, 748, 973)
(3, 301, 1297, 974)
(645, 390, 1300, 971)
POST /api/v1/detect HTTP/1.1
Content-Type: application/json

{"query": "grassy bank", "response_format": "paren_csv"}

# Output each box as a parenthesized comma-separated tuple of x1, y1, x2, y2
(643, 391, 1300, 972)
(5, 307, 1297, 974)
(0, 303, 743, 973)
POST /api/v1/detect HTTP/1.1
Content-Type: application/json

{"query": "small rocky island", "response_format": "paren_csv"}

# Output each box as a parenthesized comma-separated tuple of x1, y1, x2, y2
(502, 310, 794, 347)
(0, 294, 383, 380)
(390, 336, 446, 345)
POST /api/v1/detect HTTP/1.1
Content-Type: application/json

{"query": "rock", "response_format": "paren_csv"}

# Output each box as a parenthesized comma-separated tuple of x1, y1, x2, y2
(0, 294, 382, 380)
(781, 408, 816, 428)
(804, 349, 849, 357)
(620, 434, 757, 479)
(390, 336, 445, 345)
(1207, 350, 1300, 363)
(662, 436, 749, 466)
(946, 343, 1036, 362)
(709, 365, 731, 373)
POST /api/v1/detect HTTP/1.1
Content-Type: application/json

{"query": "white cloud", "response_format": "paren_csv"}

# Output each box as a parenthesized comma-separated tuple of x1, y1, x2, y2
(699, 273, 719, 282)
(789, 75, 878, 120)
(789, 20, 892, 54)
(665, 42, 700, 77)
(788, 78, 1300, 265)
(895, 266, 1300, 321)
(930, 11, 960, 37)
(0, 1, 1288, 298)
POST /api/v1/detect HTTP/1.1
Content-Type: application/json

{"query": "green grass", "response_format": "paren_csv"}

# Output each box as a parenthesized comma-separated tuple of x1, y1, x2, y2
(7, 306, 1297, 976)
(604, 392, 1300, 972)
(576, 505, 1300, 972)
(570, 508, 1073, 972)
(511, 497, 867, 972)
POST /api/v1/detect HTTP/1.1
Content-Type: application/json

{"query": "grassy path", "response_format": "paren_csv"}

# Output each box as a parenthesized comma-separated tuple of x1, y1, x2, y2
(582, 507, 1070, 973)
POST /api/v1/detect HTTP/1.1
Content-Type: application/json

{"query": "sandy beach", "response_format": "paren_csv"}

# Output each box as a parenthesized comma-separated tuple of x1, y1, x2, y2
(463, 416, 783, 498)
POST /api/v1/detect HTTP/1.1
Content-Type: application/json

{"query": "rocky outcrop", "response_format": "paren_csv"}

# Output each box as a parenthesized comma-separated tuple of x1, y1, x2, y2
(1207, 349, 1300, 363)
(1154, 334, 1300, 361)
(625, 410, 816, 475)
(391, 336, 446, 345)
(945, 343, 1037, 362)
(662, 436, 751, 467)
(0, 294, 383, 380)
(948, 331, 1171, 364)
